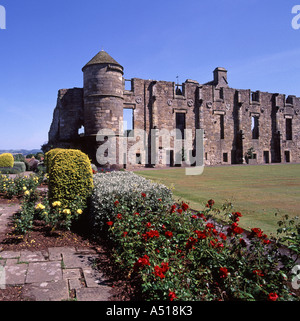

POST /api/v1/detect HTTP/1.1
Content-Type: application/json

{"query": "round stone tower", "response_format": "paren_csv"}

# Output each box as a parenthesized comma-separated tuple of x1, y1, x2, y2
(82, 50, 124, 164)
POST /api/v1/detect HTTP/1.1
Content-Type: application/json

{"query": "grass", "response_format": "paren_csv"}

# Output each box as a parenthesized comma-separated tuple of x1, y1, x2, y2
(134, 164, 300, 236)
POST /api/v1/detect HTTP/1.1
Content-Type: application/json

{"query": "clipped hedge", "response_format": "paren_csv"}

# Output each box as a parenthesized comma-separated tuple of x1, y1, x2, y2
(46, 149, 94, 208)
(0, 153, 14, 168)
(13, 162, 26, 173)
(90, 171, 173, 232)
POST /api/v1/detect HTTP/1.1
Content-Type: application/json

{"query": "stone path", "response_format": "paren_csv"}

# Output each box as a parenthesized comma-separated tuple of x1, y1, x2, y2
(0, 247, 112, 301)
(0, 203, 113, 301)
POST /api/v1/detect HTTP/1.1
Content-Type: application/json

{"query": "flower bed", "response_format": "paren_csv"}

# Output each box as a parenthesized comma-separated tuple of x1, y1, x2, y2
(89, 172, 299, 301)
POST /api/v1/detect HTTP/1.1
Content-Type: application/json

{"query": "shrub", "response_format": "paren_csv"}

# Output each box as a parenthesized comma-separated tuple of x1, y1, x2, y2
(104, 199, 299, 301)
(44, 148, 63, 171)
(47, 149, 93, 209)
(13, 162, 26, 173)
(0, 153, 14, 168)
(90, 171, 173, 233)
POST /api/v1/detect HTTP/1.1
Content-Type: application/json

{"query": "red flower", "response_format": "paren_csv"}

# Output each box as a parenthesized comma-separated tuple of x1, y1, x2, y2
(250, 228, 263, 238)
(134, 212, 140, 216)
(219, 233, 227, 240)
(170, 204, 177, 213)
(141, 193, 146, 198)
(191, 214, 197, 219)
(177, 208, 183, 214)
(106, 221, 113, 226)
(206, 223, 214, 229)
(158, 198, 162, 201)
(114, 200, 119, 206)
(186, 237, 197, 250)
(165, 231, 173, 238)
(146, 222, 152, 228)
(239, 238, 247, 247)
(122, 231, 128, 237)
(117, 213, 122, 219)
(168, 291, 177, 301)
(207, 199, 215, 208)
(153, 262, 169, 279)
(142, 229, 160, 241)
(195, 230, 207, 240)
(268, 292, 278, 301)
(181, 202, 189, 211)
(133, 255, 150, 271)
(219, 267, 229, 279)
(253, 270, 264, 277)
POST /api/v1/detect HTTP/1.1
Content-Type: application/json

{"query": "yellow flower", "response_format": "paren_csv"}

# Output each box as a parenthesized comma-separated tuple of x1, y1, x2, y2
(23, 186, 27, 191)
(52, 201, 62, 207)
(24, 190, 30, 196)
(63, 209, 71, 215)
(77, 209, 83, 215)
(36, 203, 45, 210)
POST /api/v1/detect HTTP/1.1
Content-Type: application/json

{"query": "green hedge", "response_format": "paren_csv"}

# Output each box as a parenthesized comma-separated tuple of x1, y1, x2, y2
(13, 162, 26, 173)
(0, 153, 14, 168)
(46, 149, 94, 208)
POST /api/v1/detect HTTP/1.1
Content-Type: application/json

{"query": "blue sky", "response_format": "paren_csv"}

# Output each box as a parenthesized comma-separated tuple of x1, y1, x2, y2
(0, 0, 300, 149)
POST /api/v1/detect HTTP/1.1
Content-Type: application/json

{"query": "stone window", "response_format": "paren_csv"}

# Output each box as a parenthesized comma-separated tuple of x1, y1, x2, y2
(251, 116, 259, 139)
(251, 91, 260, 102)
(125, 79, 133, 91)
(285, 151, 290, 163)
(220, 115, 225, 139)
(286, 118, 292, 140)
(123, 108, 134, 136)
(78, 126, 84, 136)
(264, 151, 270, 163)
(176, 112, 186, 139)
(223, 153, 228, 162)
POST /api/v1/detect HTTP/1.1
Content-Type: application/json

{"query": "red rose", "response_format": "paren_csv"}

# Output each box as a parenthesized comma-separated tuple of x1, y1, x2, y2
(219, 233, 227, 240)
(106, 221, 113, 226)
(141, 193, 146, 197)
(219, 267, 229, 279)
(168, 291, 177, 301)
(114, 200, 119, 206)
(207, 199, 215, 208)
(117, 213, 122, 219)
(195, 230, 207, 240)
(181, 202, 189, 211)
(253, 270, 264, 277)
(133, 255, 150, 271)
(186, 237, 197, 249)
(177, 208, 183, 214)
(239, 238, 247, 247)
(165, 231, 173, 238)
(170, 204, 177, 213)
(146, 222, 152, 228)
(122, 231, 128, 237)
(268, 292, 278, 301)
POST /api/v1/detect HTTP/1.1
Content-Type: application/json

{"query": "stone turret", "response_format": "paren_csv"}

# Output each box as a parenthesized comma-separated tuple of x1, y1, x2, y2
(82, 50, 124, 162)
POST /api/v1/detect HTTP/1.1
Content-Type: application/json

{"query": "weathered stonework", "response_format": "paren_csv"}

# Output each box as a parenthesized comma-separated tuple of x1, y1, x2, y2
(46, 50, 300, 167)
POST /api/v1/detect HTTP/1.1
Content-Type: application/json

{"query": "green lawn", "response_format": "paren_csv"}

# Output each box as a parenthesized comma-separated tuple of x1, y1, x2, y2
(134, 164, 300, 236)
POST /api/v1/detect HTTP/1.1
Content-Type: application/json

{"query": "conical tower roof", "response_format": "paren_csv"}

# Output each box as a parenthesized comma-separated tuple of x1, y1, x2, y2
(82, 50, 122, 71)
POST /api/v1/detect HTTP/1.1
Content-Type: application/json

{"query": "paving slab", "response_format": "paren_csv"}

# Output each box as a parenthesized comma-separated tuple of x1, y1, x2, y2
(76, 286, 112, 301)
(62, 268, 81, 280)
(19, 250, 48, 262)
(69, 278, 83, 290)
(48, 247, 76, 261)
(0, 251, 20, 259)
(62, 252, 97, 269)
(23, 280, 69, 301)
(26, 261, 62, 284)
(4, 263, 28, 286)
(82, 268, 108, 287)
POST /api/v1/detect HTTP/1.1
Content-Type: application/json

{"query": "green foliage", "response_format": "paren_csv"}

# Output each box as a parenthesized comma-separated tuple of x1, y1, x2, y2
(46, 149, 93, 209)
(0, 173, 42, 198)
(104, 201, 299, 301)
(90, 171, 173, 233)
(13, 162, 26, 173)
(0, 153, 14, 168)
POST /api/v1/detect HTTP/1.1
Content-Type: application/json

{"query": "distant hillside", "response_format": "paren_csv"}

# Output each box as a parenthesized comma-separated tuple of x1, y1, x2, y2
(0, 149, 42, 156)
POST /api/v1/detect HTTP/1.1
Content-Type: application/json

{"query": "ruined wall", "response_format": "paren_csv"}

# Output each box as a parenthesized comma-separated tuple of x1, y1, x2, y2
(47, 55, 300, 167)
(48, 88, 84, 147)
